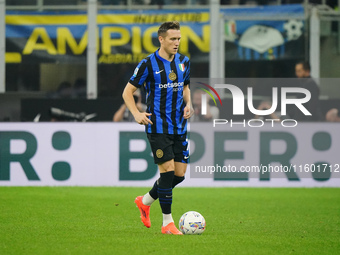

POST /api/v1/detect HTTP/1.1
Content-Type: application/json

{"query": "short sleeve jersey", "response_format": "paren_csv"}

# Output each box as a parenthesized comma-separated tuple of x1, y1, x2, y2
(129, 49, 190, 134)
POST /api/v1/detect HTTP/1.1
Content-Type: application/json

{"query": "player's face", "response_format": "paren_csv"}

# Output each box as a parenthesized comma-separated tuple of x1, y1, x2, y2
(295, 64, 306, 78)
(159, 29, 181, 56)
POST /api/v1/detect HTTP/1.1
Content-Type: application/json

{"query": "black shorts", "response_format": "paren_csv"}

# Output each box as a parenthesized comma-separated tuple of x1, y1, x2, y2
(147, 133, 189, 164)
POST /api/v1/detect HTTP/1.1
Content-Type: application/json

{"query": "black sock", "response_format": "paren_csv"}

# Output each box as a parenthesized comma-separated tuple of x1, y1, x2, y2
(172, 175, 185, 188)
(149, 178, 159, 200)
(149, 175, 184, 200)
(158, 171, 174, 214)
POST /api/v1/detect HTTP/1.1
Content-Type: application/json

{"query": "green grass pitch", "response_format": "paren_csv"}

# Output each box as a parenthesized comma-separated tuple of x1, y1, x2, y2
(0, 187, 339, 255)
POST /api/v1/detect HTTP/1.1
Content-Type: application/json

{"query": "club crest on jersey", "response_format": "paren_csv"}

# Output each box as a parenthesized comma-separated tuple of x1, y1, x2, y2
(178, 64, 185, 72)
(169, 70, 177, 81)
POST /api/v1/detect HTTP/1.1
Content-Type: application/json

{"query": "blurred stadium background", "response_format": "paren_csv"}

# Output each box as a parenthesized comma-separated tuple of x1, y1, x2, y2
(0, 0, 340, 122)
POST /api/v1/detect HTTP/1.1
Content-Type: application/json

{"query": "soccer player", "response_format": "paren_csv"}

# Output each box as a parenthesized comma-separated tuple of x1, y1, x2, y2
(122, 21, 192, 235)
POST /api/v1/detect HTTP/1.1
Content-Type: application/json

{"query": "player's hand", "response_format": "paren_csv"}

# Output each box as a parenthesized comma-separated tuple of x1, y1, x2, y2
(183, 104, 194, 119)
(134, 112, 153, 125)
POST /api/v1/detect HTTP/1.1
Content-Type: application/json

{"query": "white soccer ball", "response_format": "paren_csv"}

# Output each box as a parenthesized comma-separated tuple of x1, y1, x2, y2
(179, 211, 206, 235)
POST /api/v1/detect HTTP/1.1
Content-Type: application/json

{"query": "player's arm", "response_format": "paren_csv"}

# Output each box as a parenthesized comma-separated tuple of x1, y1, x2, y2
(122, 82, 153, 125)
(183, 85, 194, 119)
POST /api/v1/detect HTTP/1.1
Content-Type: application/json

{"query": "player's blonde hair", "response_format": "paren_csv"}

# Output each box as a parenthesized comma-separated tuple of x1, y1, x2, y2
(158, 21, 180, 37)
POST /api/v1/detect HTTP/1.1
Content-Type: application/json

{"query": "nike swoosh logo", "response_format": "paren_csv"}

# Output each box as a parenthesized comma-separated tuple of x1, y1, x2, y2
(184, 156, 189, 159)
(155, 70, 164, 74)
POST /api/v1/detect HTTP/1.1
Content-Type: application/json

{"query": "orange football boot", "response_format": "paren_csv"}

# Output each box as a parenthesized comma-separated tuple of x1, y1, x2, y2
(134, 196, 151, 228)
(161, 222, 183, 235)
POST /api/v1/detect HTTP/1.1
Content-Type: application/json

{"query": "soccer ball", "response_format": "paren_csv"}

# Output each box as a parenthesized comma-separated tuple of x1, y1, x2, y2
(179, 211, 206, 235)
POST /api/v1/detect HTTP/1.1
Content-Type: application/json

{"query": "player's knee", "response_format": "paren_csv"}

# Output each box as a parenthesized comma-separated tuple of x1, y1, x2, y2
(174, 169, 186, 177)
(158, 160, 175, 173)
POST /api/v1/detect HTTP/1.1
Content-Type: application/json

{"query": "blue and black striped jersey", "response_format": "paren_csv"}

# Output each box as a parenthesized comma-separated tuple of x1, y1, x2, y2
(129, 49, 190, 134)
